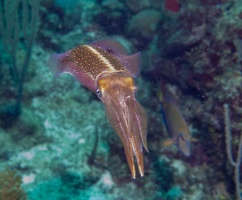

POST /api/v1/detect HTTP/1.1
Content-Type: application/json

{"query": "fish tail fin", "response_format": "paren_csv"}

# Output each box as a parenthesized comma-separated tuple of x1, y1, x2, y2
(157, 82, 164, 103)
(48, 54, 65, 77)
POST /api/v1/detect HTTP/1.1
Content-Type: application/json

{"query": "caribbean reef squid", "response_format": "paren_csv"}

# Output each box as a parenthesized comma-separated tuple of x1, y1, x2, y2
(48, 38, 148, 179)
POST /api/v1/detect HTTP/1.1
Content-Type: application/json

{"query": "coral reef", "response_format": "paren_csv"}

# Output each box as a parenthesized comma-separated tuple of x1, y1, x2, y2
(0, 169, 27, 200)
(127, 9, 162, 39)
(0, 0, 241, 199)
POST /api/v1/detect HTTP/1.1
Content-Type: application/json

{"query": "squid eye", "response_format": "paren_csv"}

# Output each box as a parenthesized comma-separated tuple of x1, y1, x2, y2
(96, 89, 101, 99)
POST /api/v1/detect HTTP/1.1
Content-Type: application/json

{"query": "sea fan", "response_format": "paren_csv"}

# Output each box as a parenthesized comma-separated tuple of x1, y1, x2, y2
(0, 169, 27, 200)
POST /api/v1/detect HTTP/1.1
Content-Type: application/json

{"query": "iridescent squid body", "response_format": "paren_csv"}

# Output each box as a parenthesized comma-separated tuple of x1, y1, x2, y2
(48, 39, 148, 179)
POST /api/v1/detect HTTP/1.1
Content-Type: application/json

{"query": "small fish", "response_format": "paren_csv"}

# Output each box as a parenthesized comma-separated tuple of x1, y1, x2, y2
(157, 85, 191, 156)
(48, 38, 148, 179)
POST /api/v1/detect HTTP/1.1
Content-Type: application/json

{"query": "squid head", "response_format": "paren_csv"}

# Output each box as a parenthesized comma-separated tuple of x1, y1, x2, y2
(96, 72, 148, 179)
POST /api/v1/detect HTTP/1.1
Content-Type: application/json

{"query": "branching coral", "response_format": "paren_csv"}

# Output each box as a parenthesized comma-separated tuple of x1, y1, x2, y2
(0, 0, 41, 119)
(224, 104, 242, 200)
